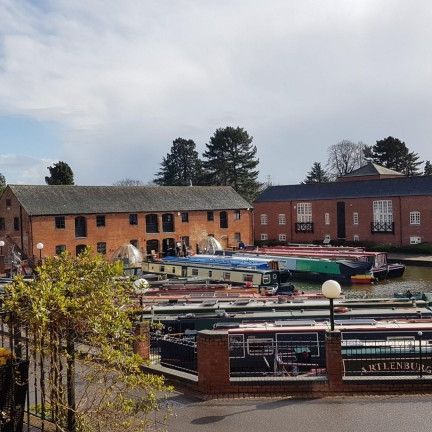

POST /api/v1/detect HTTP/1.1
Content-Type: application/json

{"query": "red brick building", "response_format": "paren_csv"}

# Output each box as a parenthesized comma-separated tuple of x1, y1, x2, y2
(0, 185, 252, 261)
(254, 163, 432, 246)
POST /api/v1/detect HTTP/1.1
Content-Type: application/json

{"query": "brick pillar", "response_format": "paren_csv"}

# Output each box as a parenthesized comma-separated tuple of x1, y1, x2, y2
(133, 321, 150, 360)
(197, 330, 230, 394)
(0, 255, 4, 275)
(325, 330, 344, 391)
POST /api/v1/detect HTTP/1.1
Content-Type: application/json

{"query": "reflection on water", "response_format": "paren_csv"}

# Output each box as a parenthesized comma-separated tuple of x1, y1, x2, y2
(294, 266, 432, 297)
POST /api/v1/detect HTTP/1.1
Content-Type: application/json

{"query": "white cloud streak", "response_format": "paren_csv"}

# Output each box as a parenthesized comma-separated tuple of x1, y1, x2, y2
(0, 0, 431, 184)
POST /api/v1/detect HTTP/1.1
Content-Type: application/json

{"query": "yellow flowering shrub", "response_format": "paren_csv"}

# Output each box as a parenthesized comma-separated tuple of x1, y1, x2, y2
(0, 347, 13, 366)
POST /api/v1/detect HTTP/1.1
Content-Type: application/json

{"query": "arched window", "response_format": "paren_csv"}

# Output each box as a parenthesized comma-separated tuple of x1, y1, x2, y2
(146, 214, 159, 233)
(162, 213, 174, 232)
(146, 239, 159, 255)
(76, 244, 87, 255)
(75, 216, 87, 238)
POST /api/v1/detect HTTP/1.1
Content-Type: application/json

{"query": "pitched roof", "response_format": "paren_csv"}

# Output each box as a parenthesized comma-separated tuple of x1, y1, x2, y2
(342, 162, 403, 177)
(255, 176, 432, 202)
(8, 185, 251, 216)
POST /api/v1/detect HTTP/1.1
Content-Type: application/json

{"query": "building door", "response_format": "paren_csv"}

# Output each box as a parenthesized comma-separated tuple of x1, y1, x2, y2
(162, 238, 175, 256)
(337, 202, 346, 239)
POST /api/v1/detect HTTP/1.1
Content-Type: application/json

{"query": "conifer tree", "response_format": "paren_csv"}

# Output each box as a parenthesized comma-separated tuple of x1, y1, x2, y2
(202, 126, 260, 202)
(154, 138, 203, 186)
(303, 162, 331, 184)
(45, 161, 74, 185)
(424, 161, 432, 176)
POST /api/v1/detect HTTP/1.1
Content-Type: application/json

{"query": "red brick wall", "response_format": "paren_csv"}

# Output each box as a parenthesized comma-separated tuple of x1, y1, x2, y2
(254, 195, 432, 246)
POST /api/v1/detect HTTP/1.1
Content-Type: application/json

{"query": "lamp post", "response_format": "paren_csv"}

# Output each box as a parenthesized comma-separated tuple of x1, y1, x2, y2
(0, 240, 4, 256)
(36, 242, 44, 264)
(133, 278, 149, 322)
(322, 279, 342, 331)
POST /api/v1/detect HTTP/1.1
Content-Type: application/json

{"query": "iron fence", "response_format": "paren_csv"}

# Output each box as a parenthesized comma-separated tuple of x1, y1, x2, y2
(229, 339, 327, 378)
(342, 337, 432, 377)
(150, 333, 197, 375)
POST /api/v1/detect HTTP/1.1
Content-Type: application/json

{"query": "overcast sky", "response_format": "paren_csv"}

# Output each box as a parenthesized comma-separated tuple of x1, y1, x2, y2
(0, 0, 431, 185)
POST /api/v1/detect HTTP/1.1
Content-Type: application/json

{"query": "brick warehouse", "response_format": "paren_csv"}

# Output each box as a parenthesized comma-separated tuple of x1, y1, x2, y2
(0, 185, 252, 262)
(254, 163, 432, 246)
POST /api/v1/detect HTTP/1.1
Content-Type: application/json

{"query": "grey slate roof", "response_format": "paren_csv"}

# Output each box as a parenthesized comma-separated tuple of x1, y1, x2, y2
(255, 176, 432, 202)
(342, 162, 403, 177)
(8, 185, 251, 216)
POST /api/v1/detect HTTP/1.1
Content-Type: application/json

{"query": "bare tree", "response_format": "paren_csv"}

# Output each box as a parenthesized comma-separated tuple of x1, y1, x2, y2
(326, 140, 368, 178)
(113, 178, 145, 186)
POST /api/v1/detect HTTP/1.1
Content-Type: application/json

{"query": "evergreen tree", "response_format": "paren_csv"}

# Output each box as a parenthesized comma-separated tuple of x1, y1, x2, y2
(45, 161, 74, 185)
(370, 137, 422, 176)
(424, 161, 432, 176)
(0, 172, 6, 193)
(154, 138, 203, 186)
(303, 162, 331, 184)
(202, 126, 260, 202)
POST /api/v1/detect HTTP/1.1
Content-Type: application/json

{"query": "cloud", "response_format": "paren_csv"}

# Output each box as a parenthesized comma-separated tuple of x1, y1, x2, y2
(0, 154, 55, 184)
(0, 0, 431, 185)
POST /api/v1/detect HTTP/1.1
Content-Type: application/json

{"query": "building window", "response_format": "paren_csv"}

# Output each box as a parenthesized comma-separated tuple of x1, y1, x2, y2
(207, 211, 214, 221)
(55, 216, 65, 229)
(324, 213, 330, 225)
(96, 215, 106, 227)
(146, 239, 159, 254)
(129, 213, 138, 225)
(130, 239, 139, 248)
(297, 203, 312, 222)
(234, 210, 241, 220)
(279, 234, 287, 241)
(76, 244, 87, 255)
(75, 216, 87, 238)
(145, 214, 159, 233)
(353, 212, 359, 225)
(162, 213, 174, 232)
(6, 199, 11, 208)
(13, 217, 19, 231)
(353, 235, 359, 242)
(97, 242, 107, 255)
(410, 211, 421, 225)
(0, 217, 5, 230)
(55, 245, 66, 255)
(234, 232, 241, 243)
(220, 211, 228, 229)
(278, 214, 286, 225)
(181, 212, 189, 222)
(260, 214, 268, 225)
(261, 233, 268, 241)
(373, 200, 393, 224)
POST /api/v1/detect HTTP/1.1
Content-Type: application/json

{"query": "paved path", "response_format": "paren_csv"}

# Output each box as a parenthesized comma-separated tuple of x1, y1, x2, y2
(388, 253, 432, 266)
(164, 393, 432, 432)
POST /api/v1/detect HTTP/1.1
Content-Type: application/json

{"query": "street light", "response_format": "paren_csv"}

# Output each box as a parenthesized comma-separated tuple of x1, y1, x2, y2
(0, 240, 4, 256)
(36, 242, 44, 263)
(322, 279, 342, 331)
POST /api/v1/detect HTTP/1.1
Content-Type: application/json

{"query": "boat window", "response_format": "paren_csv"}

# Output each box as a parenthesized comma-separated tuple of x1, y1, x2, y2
(263, 274, 271, 284)
(387, 336, 415, 341)
(223, 272, 231, 280)
(272, 273, 278, 280)
(247, 338, 274, 356)
(192, 268, 199, 276)
(172, 267, 176, 273)
(243, 274, 253, 282)
(208, 270, 213, 277)
(160, 265, 165, 272)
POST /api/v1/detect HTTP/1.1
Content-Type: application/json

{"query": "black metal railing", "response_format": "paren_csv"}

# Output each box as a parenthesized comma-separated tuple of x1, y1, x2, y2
(342, 338, 431, 377)
(295, 222, 314, 233)
(370, 222, 395, 234)
(150, 333, 197, 375)
(229, 339, 326, 378)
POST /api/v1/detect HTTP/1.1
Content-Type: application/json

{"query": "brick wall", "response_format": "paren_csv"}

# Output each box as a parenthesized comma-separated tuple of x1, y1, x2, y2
(254, 195, 432, 246)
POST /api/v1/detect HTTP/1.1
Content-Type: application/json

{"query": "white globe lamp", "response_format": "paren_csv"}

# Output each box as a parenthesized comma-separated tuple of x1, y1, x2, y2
(321, 280, 341, 331)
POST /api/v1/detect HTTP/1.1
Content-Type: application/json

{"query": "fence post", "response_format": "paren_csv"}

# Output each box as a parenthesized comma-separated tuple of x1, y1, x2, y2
(325, 330, 344, 391)
(197, 330, 230, 394)
(133, 321, 150, 360)
(418, 331, 423, 379)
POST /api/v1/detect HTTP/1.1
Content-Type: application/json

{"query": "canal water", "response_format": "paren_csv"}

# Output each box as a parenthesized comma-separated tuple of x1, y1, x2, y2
(294, 265, 432, 298)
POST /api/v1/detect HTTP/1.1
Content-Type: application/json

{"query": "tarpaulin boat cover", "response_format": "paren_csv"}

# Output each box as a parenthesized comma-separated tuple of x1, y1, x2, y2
(111, 244, 143, 267)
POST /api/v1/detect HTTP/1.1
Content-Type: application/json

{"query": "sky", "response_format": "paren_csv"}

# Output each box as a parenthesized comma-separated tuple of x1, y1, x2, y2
(0, 0, 431, 185)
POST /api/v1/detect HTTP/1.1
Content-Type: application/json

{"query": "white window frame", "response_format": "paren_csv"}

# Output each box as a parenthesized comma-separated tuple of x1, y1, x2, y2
(373, 200, 393, 224)
(324, 212, 330, 225)
(260, 233, 268, 241)
(260, 214, 268, 225)
(410, 211, 420, 225)
(353, 212, 359, 225)
(297, 203, 312, 223)
(278, 213, 286, 225)
(278, 233, 286, 241)
(353, 234, 359, 242)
